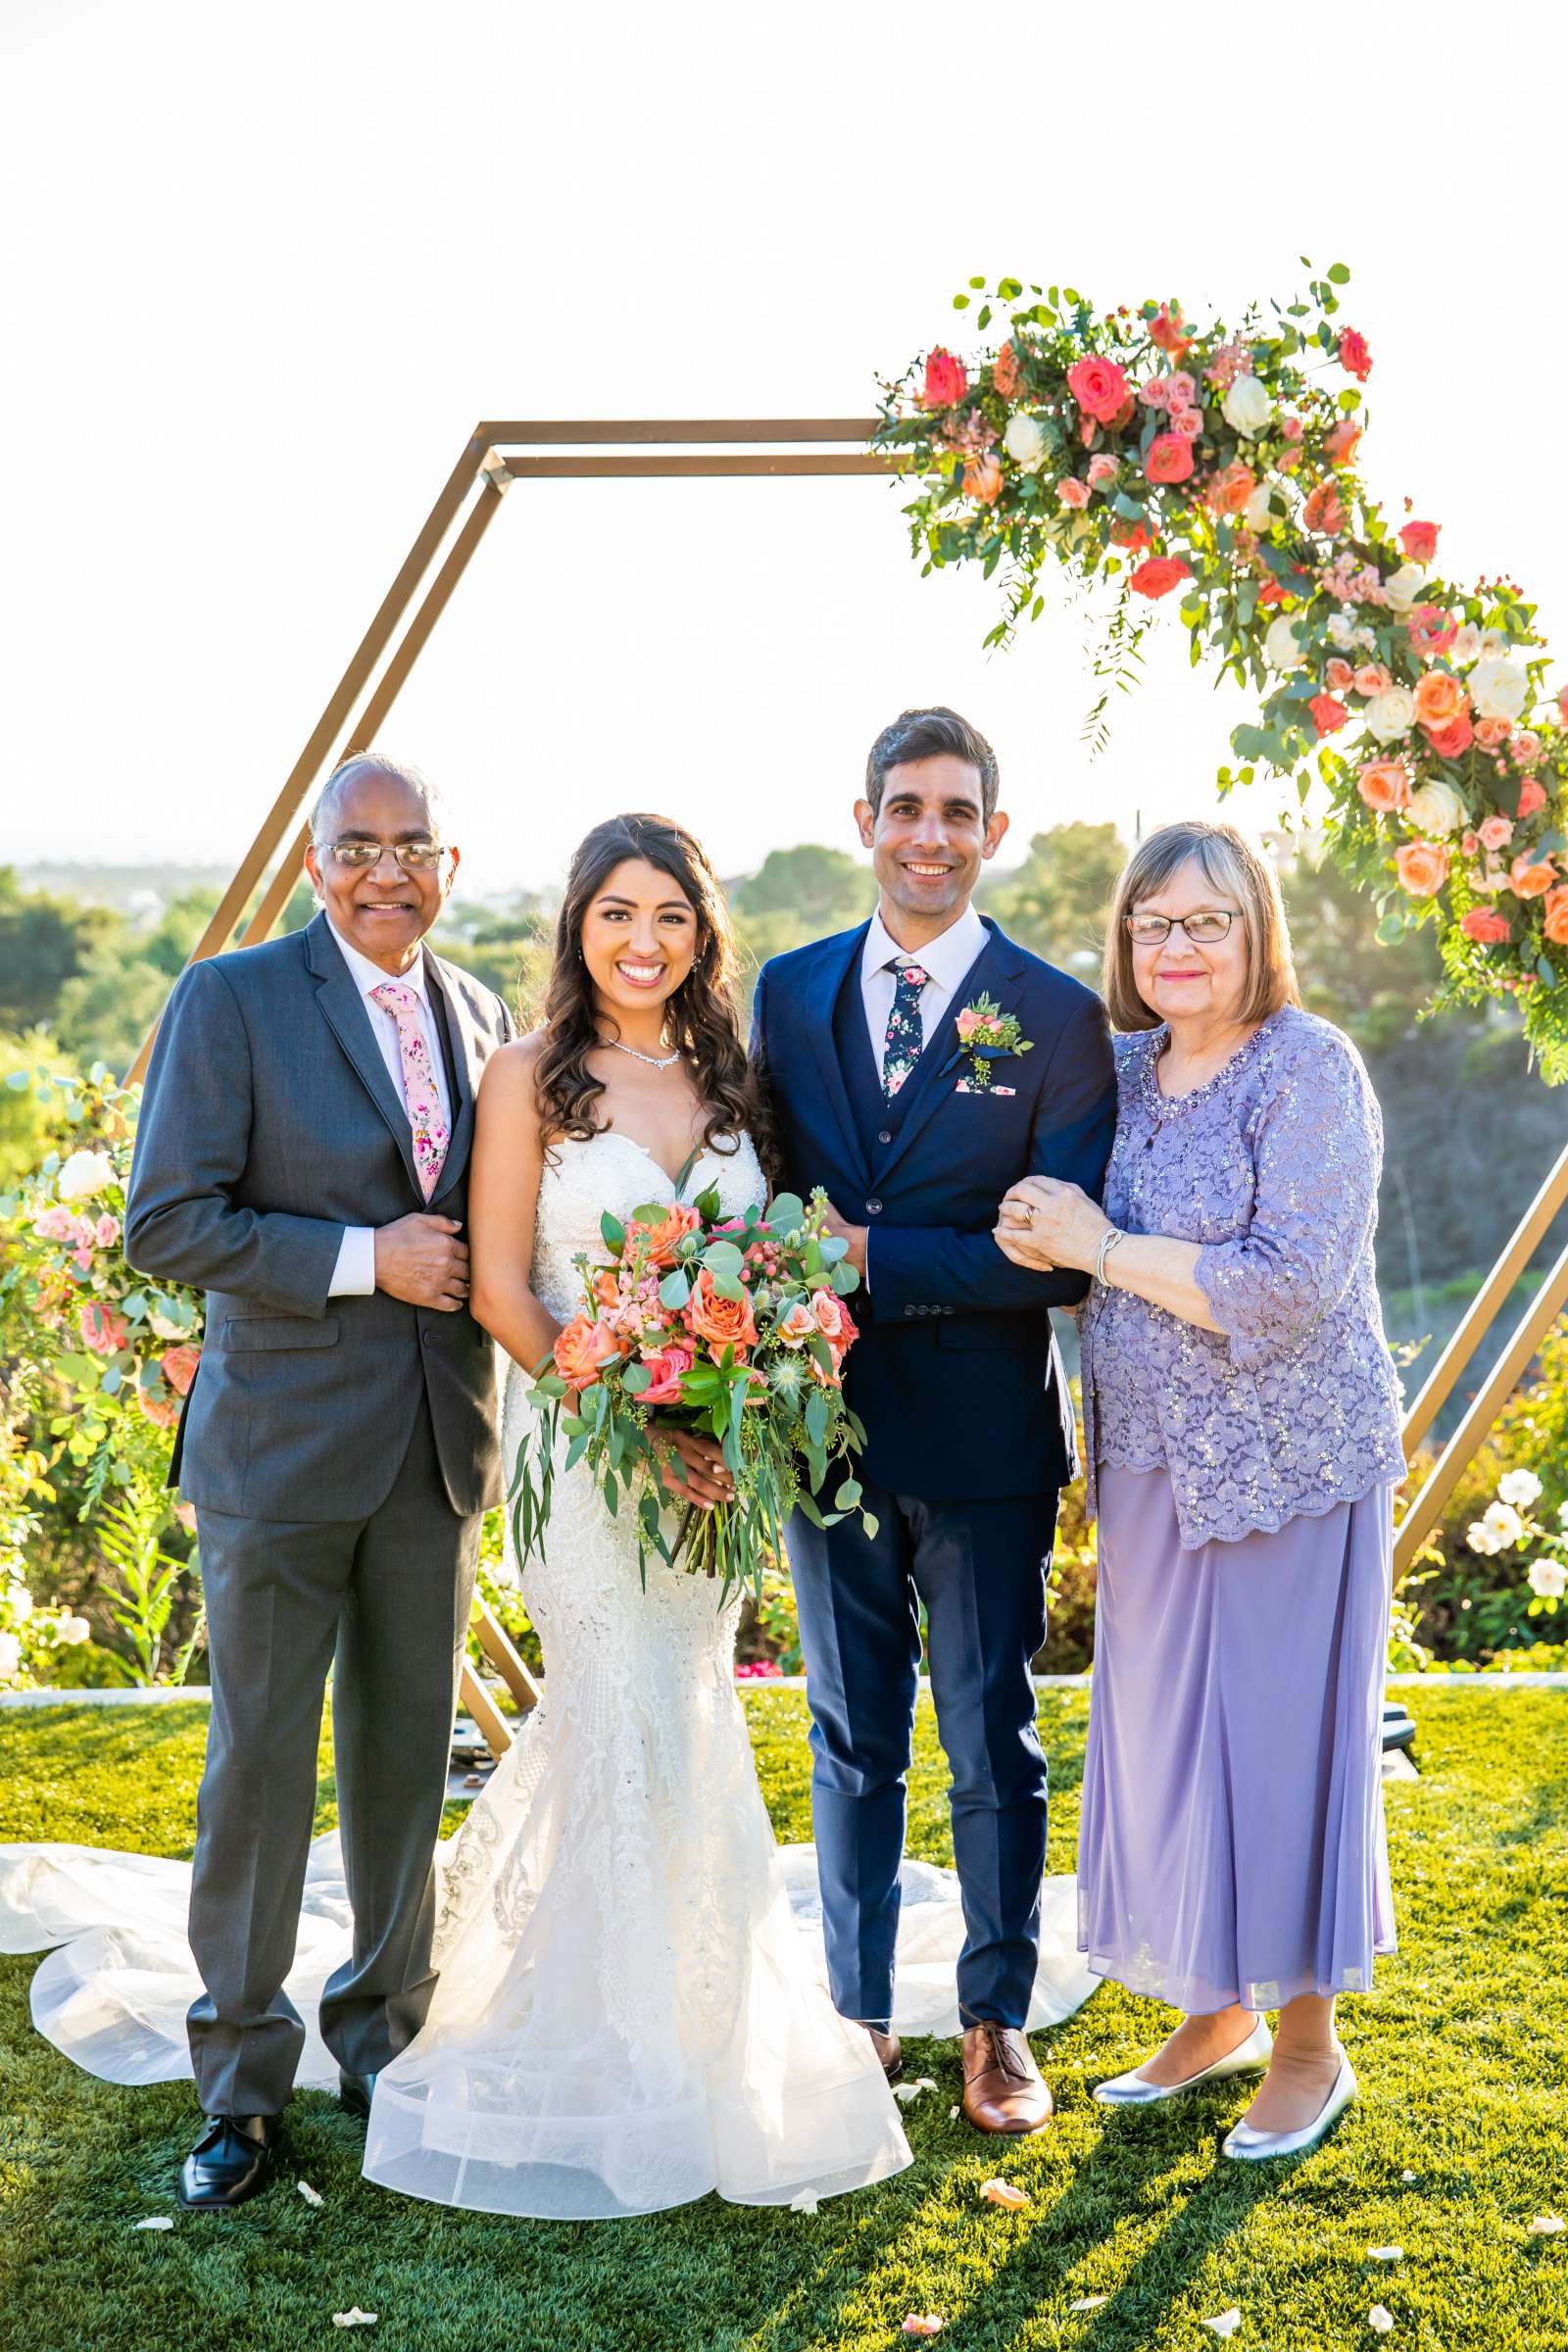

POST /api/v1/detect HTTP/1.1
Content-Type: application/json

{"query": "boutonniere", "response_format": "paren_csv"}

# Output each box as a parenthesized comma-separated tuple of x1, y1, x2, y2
(953, 995, 1034, 1092)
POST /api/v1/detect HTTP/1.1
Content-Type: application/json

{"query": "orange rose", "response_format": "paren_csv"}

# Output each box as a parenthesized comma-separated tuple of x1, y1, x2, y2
(1207, 461, 1256, 516)
(160, 1344, 201, 1397)
(1302, 479, 1347, 534)
(962, 453, 1004, 505)
(626, 1201, 702, 1268)
(991, 341, 1023, 399)
(686, 1269, 759, 1357)
(1543, 886, 1568, 947)
(1413, 670, 1467, 731)
(1509, 852, 1559, 901)
(136, 1386, 181, 1430)
(1394, 841, 1449, 898)
(1357, 762, 1410, 813)
(553, 1313, 622, 1390)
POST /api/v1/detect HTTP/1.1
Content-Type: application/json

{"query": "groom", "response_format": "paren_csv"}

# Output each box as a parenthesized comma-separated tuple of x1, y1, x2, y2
(755, 708, 1115, 2133)
(125, 755, 513, 2208)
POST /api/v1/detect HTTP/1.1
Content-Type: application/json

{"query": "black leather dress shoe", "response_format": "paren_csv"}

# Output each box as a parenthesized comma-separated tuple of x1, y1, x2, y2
(338, 2068, 378, 2120)
(177, 2113, 277, 2210)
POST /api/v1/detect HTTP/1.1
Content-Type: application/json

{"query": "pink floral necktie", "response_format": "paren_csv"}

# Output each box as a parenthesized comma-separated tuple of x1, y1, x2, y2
(368, 980, 450, 1200)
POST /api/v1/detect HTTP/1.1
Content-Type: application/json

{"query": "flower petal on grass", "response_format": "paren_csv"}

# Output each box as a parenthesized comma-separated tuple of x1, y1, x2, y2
(1202, 2313, 1241, 2339)
(132, 2216, 174, 2230)
(893, 2077, 939, 2105)
(1068, 2295, 1108, 2312)
(1528, 2215, 1565, 2235)
(901, 2319, 945, 2338)
(1368, 2310, 1395, 2335)
(788, 2190, 820, 2216)
(297, 2180, 324, 2208)
(979, 2178, 1031, 2210)
(1399, 2170, 1415, 2182)
(1368, 2245, 1403, 2261)
(331, 2313, 378, 2329)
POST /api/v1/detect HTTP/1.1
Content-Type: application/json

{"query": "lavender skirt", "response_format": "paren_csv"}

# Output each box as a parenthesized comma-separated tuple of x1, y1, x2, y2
(1076, 1465, 1396, 2016)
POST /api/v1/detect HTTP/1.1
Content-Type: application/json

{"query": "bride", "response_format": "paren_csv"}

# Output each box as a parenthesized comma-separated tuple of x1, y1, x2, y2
(0, 810, 1097, 2221)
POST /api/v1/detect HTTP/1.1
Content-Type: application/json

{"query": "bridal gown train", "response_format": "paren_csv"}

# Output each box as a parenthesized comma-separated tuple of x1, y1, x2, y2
(0, 1128, 1098, 2219)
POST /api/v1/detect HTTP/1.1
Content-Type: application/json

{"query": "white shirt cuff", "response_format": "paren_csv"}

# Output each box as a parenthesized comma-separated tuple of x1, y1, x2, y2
(329, 1225, 377, 1297)
(862, 1232, 871, 1295)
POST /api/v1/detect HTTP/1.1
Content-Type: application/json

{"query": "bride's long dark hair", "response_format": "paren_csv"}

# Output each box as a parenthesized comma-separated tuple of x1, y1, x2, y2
(531, 812, 776, 1183)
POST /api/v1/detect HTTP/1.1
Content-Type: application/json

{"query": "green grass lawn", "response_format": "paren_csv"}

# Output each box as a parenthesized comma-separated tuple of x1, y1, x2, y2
(1, 1689, 1565, 2352)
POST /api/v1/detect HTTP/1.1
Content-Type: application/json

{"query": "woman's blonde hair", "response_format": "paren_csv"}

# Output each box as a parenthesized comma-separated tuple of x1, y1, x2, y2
(1102, 820, 1300, 1032)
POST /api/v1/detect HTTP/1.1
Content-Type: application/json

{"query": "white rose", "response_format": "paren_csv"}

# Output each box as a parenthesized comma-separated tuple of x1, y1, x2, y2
(1265, 613, 1308, 670)
(1365, 685, 1417, 743)
(1406, 780, 1466, 837)
(60, 1614, 92, 1645)
(1450, 624, 1482, 665)
(57, 1149, 115, 1202)
(1328, 611, 1358, 652)
(1483, 1499, 1525, 1548)
(0, 1632, 21, 1681)
(1470, 657, 1529, 724)
(1222, 374, 1273, 437)
(1498, 1468, 1544, 1508)
(5, 1582, 31, 1624)
(1243, 482, 1278, 533)
(1466, 1521, 1501, 1556)
(1383, 563, 1427, 612)
(1480, 628, 1509, 659)
(1526, 1559, 1567, 1599)
(1003, 414, 1047, 472)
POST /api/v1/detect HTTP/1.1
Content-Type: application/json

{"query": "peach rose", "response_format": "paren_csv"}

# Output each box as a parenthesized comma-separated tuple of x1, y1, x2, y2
(95, 1214, 121, 1249)
(1086, 453, 1118, 489)
(1302, 480, 1347, 535)
(1479, 814, 1515, 853)
(1544, 885, 1568, 947)
(920, 348, 967, 411)
(1460, 906, 1512, 945)
(687, 1268, 759, 1356)
(1353, 663, 1392, 698)
(1325, 658, 1355, 693)
(1394, 841, 1449, 898)
(1414, 670, 1468, 730)
(1512, 733, 1544, 771)
(79, 1300, 129, 1356)
(1509, 852, 1559, 900)
(553, 1313, 622, 1390)
(160, 1344, 201, 1397)
(1149, 303, 1191, 357)
(776, 1299, 817, 1348)
(638, 1341, 696, 1407)
(1407, 605, 1458, 659)
(1066, 355, 1132, 424)
(991, 341, 1023, 399)
(1324, 416, 1362, 464)
(1472, 716, 1509, 750)
(1145, 432, 1196, 484)
(962, 453, 1004, 505)
(1170, 406, 1202, 438)
(136, 1386, 181, 1430)
(1055, 474, 1091, 509)
(1399, 519, 1441, 564)
(1357, 761, 1411, 813)
(1207, 461, 1256, 516)
(1517, 777, 1549, 817)
(627, 1201, 703, 1268)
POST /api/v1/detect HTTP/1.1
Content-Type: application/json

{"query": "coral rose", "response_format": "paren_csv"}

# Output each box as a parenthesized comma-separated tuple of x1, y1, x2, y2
(553, 1313, 622, 1390)
(1129, 556, 1191, 599)
(920, 348, 967, 411)
(1207, 462, 1256, 516)
(1087, 453, 1118, 490)
(1357, 762, 1411, 813)
(1309, 694, 1349, 736)
(776, 1299, 816, 1348)
(1407, 606, 1458, 659)
(1414, 670, 1467, 731)
(136, 1387, 181, 1431)
(1512, 733, 1543, 770)
(1149, 303, 1191, 356)
(1145, 432, 1196, 484)
(79, 1300, 129, 1356)
(1543, 886, 1568, 947)
(687, 1268, 759, 1356)
(1509, 853, 1559, 900)
(1302, 480, 1347, 535)
(1353, 663, 1392, 698)
(1394, 842, 1449, 897)
(627, 1201, 703, 1266)
(1473, 716, 1511, 750)
(1111, 518, 1152, 552)
(1399, 519, 1441, 563)
(1171, 406, 1202, 439)
(1425, 712, 1474, 760)
(1325, 657, 1355, 693)
(1339, 327, 1373, 380)
(991, 341, 1023, 399)
(160, 1344, 201, 1397)
(1517, 777, 1548, 817)
(1055, 474, 1091, 509)
(962, 453, 1004, 505)
(638, 1341, 696, 1408)
(1324, 416, 1362, 464)
(1066, 355, 1131, 424)
(1460, 906, 1512, 945)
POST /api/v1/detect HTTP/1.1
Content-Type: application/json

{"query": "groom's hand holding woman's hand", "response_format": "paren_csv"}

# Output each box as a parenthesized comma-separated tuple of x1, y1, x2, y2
(995, 1176, 1107, 1275)
(372, 1212, 471, 1309)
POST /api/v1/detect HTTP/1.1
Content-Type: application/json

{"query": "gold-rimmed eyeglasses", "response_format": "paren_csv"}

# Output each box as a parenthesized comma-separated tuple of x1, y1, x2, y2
(1123, 910, 1238, 946)
(325, 839, 448, 871)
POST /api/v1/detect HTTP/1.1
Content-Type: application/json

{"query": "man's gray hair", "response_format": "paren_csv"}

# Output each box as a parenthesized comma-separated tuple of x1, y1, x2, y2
(309, 754, 447, 845)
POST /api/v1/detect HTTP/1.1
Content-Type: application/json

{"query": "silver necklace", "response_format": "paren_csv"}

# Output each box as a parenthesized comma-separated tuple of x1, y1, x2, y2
(605, 1039, 682, 1069)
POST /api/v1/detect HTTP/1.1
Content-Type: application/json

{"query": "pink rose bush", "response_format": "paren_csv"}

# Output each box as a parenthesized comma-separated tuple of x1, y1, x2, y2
(514, 1183, 873, 1604)
(875, 261, 1568, 1076)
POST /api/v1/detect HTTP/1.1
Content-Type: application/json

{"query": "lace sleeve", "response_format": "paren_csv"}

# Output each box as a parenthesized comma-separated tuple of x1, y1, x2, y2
(1194, 1026, 1382, 1372)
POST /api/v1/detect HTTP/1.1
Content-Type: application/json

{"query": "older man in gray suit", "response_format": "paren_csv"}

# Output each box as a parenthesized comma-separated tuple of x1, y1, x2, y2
(125, 755, 514, 2210)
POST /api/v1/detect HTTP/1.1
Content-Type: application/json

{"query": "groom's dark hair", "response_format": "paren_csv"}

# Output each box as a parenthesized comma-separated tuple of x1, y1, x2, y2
(864, 707, 1000, 822)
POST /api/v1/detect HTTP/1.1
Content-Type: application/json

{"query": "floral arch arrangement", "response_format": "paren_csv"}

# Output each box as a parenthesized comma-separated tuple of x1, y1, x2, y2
(874, 266, 1568, 1080)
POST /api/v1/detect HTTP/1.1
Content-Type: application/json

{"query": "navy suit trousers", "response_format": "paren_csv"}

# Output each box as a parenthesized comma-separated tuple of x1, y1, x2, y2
(786, 1479, 1057, 2033)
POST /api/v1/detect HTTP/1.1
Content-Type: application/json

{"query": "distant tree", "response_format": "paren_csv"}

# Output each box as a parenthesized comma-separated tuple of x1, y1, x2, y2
(731, 845, 873, 927)
(0, 869, 119, 1031)
(981, 822, 1125, 977)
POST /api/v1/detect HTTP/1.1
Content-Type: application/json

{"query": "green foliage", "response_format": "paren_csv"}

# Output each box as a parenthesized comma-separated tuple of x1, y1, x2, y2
(981, 821, 1125, 977)
(0, 867, 119, 1031)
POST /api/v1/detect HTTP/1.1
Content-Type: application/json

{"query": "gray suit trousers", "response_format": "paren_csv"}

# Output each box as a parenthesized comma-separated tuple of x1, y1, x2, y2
(187, 1397, 481, 2115)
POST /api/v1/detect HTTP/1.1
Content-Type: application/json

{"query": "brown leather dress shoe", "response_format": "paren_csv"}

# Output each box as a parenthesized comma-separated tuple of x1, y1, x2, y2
(961, 2023, 1054, 2134)
(864, 2026, 904, 2082)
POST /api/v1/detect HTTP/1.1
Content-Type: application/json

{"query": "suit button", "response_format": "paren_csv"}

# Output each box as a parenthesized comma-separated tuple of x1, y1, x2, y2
(904, 1305, 915, 1318)
(877, 1130, 893, 1146)
(421, 1328, 434, 1347)
(865, 1199, 882, 1215)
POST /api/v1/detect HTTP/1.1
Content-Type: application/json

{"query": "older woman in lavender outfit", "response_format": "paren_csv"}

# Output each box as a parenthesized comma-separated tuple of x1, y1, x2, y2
(996, 820, 1404, 2162)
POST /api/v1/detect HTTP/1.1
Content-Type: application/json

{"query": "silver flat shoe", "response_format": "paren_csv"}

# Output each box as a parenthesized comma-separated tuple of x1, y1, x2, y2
(1221, 2049, 1357, 2160)
(1094, 2015, 1274, 2106)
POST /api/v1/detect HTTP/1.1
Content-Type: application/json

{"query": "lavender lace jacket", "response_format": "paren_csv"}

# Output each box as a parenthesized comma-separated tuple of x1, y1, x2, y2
(1080, 1004, 1404, 1548)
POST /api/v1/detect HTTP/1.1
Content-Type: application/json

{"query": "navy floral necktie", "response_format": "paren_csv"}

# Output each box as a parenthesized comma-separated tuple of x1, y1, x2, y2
(881, 959, 931, 1100)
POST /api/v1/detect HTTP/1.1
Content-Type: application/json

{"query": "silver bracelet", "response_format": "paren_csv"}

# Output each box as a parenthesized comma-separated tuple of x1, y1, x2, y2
(1095, 1227, 1125, 1286)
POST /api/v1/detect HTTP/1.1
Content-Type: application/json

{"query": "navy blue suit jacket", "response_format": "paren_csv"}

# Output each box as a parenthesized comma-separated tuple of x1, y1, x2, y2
(754, 916, 1116, 1502)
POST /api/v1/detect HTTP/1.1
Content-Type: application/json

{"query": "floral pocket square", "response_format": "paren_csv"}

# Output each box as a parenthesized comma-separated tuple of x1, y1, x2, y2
(955, 1079, 1017, 1096)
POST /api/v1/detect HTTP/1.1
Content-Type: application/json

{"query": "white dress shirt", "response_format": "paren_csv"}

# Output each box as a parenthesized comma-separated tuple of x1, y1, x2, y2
(326, 920, 454, 1298)
(857, 901, 988, 1294)
(859, 901, 989, 1071)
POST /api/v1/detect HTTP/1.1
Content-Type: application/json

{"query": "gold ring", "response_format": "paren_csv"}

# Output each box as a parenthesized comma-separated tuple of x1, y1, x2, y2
(1021, 1202, 1035, 1225)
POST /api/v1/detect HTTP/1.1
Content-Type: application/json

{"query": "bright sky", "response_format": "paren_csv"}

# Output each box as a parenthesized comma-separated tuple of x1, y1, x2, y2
(5, 0, 1565, 901)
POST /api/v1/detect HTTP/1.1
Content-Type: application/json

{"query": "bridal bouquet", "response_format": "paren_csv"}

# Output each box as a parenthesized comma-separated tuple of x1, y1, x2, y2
(510, 1181, 876, 1604)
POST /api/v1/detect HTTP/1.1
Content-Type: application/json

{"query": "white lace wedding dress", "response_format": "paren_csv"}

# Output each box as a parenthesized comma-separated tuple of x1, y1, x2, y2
(0, 1128, 1098, 2218)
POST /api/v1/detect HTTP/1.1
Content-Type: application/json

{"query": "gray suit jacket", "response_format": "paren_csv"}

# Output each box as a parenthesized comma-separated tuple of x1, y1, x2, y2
(125, 911, 514, 1522)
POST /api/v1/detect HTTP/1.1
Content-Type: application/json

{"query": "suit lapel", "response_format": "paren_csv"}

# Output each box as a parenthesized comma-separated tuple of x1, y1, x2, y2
(801, 923, 873, 1187)
(423, 953, 480, 1204)
(871, 923, 1024, 1190)
(305, 912, 424, 1200)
